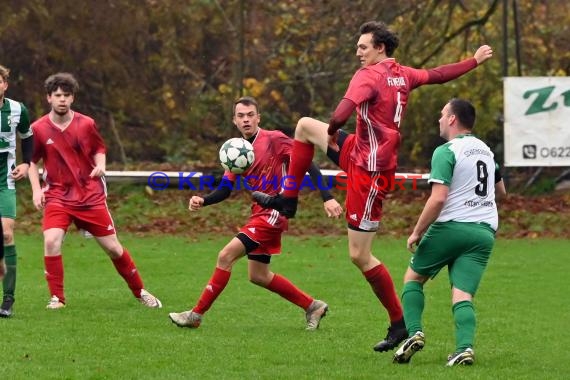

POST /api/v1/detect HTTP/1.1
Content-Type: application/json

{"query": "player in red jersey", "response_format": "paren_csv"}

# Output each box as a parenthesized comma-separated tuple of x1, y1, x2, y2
(28, 73, 162, 310)
(253, 21, 493, 351)
(169, 96, 343, 330)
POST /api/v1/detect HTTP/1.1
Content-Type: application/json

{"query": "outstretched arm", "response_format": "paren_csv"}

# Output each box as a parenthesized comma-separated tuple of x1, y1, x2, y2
(193, 177, 235, 209)
(425, 45, 493, 84)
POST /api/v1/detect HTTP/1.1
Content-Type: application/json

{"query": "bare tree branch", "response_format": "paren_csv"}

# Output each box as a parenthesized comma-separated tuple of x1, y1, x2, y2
(418, 0, 501, 66)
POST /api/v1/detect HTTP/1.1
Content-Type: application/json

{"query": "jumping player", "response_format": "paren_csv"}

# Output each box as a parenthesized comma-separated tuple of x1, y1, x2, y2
(253, 21, 493, 351)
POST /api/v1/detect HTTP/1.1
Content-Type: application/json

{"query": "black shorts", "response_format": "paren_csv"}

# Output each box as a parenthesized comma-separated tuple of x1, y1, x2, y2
(236, 232, 271, 264)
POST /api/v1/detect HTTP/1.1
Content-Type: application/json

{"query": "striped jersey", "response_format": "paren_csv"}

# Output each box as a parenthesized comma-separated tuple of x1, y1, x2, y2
(0, 98, 33, 189)
(428, 134, 498, 231)
(342, 57, 477, 172)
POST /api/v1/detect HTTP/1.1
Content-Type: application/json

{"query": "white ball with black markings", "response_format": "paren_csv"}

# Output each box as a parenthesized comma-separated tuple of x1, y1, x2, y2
(219, 138, 255, 174)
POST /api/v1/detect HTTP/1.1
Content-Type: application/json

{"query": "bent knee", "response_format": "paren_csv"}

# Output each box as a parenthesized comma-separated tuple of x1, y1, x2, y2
(3, 232, 14, 245)
(216, 250, 239, 270)
(248, 274, 270, 287)
(349, 251, 369, 269)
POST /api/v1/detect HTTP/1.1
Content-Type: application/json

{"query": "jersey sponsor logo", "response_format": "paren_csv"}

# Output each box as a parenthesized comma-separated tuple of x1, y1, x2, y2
(464, 148, 491, 157)
(46, 138, 54, 145)
(7, 115, 18, 128)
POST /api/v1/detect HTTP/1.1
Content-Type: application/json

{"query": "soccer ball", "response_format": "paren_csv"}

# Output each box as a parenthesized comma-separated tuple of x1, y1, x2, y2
(219, 138, 255, 174)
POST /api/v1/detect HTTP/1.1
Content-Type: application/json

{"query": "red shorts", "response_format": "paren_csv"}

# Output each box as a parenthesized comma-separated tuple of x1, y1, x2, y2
(337, 134, 395, 231)
(239, 213, 286, 255)
(43, 204, 117, 237)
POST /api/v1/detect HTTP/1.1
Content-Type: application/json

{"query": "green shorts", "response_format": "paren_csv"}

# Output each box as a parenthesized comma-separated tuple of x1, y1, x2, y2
(0, 188, 16, 219)
(410, 221, 495, 296)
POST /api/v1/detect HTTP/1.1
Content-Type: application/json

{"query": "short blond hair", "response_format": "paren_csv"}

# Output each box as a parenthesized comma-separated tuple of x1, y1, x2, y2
(0, 65, 10, 82)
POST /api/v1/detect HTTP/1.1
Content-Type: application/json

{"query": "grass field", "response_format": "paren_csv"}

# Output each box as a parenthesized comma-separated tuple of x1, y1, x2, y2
(3, 234, 568, 379)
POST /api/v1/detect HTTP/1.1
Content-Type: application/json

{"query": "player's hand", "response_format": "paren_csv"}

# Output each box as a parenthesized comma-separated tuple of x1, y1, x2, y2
(188, 196, 204, 211)
(323, 198, 343, 218)
(32, 190, 46, 211)
(89, 165, 106, 178)
(11, 163, 30, 180)
(406, 232, 422, 253)
(474, 45, 493, 65)
(327, 131, 340, 152)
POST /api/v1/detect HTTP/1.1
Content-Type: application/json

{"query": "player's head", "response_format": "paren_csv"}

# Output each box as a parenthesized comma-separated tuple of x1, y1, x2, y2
(233, 96, 259, 115)
(439, 98, 476, 140)
(0, 65, 9, 101)
(358, 21, 399, 59)
(233, 96, 261, 139)
(0, 65, 10, 83)
(45, 73, 79, 116)
(448, 98, 476, 129)
(44, 73, 79, 96)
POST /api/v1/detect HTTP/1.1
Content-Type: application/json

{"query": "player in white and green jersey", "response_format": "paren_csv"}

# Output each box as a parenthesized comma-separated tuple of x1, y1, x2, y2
(393, 98, 506, 366)
(0, 65, 34, 318)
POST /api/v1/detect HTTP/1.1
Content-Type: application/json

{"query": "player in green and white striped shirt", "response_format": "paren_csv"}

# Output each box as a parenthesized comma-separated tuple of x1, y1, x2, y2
(0, 65, 34, 318)
(393, 98, 506, 366)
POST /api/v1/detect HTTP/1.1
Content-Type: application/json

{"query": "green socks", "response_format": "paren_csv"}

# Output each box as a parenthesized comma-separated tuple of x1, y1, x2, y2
(401, 281, 424, 335)
(402, 280, 476, 352)
(2, 245, 16, 298)
(452, 300, 476, 351)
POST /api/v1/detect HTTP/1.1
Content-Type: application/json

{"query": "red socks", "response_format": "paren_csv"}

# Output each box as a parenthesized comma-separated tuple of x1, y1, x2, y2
(282, 140, 315, 198)
(193, 267, 232, 315)
(44, 255, 65, 303)
(46, 249, 144, 302)
(364, 264, 403, 322)
(112, 249, 144, 298)
(266, 274, 313, 310)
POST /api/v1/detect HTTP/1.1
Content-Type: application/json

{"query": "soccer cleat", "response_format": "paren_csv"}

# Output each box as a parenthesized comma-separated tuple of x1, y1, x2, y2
(46, 295, 66, 309)
(252, 192, 298, 219)
(169, 309, 202, 328)
(0, 295, 14, 318)
(446, 348, 475, 366)
(374, 325, 409, 352)
(305, 299, 328, 331)
(393, 331, 425, 363)
(138, 289, 162, 308)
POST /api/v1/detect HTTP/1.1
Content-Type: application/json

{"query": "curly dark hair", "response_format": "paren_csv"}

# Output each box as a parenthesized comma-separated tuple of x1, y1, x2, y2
(44, 73, 79, 95)
(359, 21, 400, 57)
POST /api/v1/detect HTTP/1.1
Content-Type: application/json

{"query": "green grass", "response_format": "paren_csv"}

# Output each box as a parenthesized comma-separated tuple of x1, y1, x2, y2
(3, 234, 568, 379)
